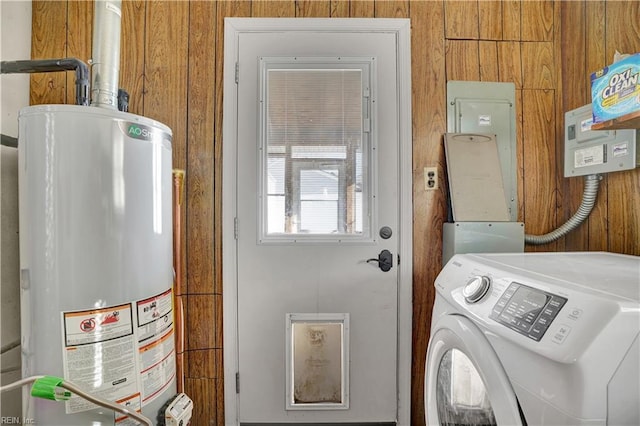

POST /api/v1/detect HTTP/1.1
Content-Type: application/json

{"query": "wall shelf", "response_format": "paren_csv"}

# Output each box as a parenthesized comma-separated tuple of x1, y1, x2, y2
(591, 110, 640, 130)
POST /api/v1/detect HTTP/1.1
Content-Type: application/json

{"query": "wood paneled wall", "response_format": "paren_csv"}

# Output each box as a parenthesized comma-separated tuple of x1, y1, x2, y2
(29, 1, 639, 425)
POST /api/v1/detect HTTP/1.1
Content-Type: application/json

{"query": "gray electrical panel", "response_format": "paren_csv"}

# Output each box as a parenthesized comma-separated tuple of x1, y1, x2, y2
(444, 82, 523, 264)
(447, 81, 517, 221)
(442, 133, 524, 264)
(564, 104, 640, 177)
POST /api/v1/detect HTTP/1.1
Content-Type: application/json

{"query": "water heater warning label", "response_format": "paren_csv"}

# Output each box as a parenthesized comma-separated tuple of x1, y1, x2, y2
(62, 304, 138, 414)
(136, 289, 176, 405)
(64, 304, 133, 346)
(61, 289, 175, 415)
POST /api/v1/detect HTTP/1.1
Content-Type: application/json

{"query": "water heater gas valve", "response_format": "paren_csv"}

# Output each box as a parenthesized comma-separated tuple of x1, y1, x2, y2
(165, 393, 193, 426)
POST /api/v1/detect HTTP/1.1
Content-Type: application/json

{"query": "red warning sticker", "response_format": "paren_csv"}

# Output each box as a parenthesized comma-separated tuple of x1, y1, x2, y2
(63, 304, 133, 347)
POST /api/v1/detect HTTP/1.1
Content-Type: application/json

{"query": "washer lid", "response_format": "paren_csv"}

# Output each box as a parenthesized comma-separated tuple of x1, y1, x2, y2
(425, 314, 524, 426)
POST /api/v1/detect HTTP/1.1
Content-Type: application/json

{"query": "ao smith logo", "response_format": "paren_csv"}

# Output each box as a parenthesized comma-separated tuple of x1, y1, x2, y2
(118, 121, 172, 143)
(127, 123, 163, 141)
(128, 124, 155, 139)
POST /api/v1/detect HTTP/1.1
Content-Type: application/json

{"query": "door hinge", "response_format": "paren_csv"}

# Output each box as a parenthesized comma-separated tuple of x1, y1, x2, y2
(397, 253, 400, 265)
(235, 62, 239, 84)
(236, 372, 240, 393)
(234, 217, 238, 240)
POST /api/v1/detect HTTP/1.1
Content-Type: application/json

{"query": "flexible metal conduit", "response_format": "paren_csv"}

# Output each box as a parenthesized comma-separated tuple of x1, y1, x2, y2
(0, 58, 89, 106)
(525, 174, 601, 245)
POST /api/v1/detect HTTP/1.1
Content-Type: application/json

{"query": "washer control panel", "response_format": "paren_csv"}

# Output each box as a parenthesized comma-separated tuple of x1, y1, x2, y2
(490, 282, 567, 341)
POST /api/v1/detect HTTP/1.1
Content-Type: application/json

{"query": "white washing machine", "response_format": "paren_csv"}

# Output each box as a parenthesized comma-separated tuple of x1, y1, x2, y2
(425, 252, 640, 425)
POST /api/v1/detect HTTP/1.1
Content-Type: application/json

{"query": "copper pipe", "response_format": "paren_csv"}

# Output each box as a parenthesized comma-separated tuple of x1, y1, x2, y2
(172, 169, 185, 393)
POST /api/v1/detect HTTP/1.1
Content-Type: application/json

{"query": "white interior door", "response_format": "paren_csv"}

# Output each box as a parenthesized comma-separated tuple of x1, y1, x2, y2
(223, 19, 412, 425)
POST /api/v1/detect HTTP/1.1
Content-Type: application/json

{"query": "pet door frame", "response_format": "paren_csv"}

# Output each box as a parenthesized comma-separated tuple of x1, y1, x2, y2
(285, 313, 350, 410)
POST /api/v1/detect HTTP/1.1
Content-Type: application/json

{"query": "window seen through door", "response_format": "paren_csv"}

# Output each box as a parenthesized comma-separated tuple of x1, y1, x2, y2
(261, 59, 373, 240)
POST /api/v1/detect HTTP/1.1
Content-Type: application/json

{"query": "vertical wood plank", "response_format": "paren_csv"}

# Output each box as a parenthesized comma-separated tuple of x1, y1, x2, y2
(550, 0, 565, 252)
(523, 89, 557, 252)
(295, 0, 330, 17)
(604, 0, 640, 59)
(445, 0, 479, 40)
(502, 0, 521, 41)
(187, 294, 216, 350)
(558, 2, 588, 250)
(521, 0, 553, 41)
(521, 42, 555, 89)
(180, 295, 189, 353)
(215, 294, 223, 348)
(144, 1, 189, 171)
(374, 0, 409, 18)
(497, 41, 522, 87)
(252, 0, 295, 17)
(608, 171, 640, 255)
(30, 0, 67, 105)
(65, 1, 92, 105)
(216, 377, 225, 425)
(216, 347, 225, 388)
(445, 40, 480, 81)
(187, 0, 216, 295)
(218, 0, 252, 19)
(479, 1, 503, 40)
(479, 41, 498, 81)
(603, 0, 640, 255)
(187, 349, 217, 378)
(560, 1, 588, 113)
(349, 0, 374, 18)
(585, 0, 606, 76)
(411, 2, 447, 424)
(120, 0, 146, 115)
(584, 0, 608, 252)
(585, 172, 609, 252)
(330, 0, 349, 17)
(185, 378, 216, 425)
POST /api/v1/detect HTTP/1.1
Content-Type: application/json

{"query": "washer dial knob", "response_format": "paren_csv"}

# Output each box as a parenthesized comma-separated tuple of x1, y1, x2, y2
(463, 275, 491, 303)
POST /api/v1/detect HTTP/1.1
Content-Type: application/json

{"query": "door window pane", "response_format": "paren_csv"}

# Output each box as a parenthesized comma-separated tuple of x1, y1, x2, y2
(300, 168, 339, 233)
(260, 59, 371, 241)
(267, 157, 286, 233)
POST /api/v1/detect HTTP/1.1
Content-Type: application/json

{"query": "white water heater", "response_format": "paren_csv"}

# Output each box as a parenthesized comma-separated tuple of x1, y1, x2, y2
(19, 104, 176, 424)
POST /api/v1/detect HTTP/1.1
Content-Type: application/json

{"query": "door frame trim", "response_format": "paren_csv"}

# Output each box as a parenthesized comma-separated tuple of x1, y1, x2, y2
(222, 18, 413, 425)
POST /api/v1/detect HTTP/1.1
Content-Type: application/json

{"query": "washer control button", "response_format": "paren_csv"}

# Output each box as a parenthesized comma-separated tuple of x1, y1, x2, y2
(552, 324, 572, 344)
(568, 308, 583, 320)
(528, 325, 546, 341)
(463, 275, 491, 303)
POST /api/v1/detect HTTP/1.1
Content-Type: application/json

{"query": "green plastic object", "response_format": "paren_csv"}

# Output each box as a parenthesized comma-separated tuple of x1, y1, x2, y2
(31, 376, 71, 401)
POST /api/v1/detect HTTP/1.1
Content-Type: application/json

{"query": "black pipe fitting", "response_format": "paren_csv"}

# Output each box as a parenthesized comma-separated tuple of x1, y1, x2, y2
(1, 58, 90, 106)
